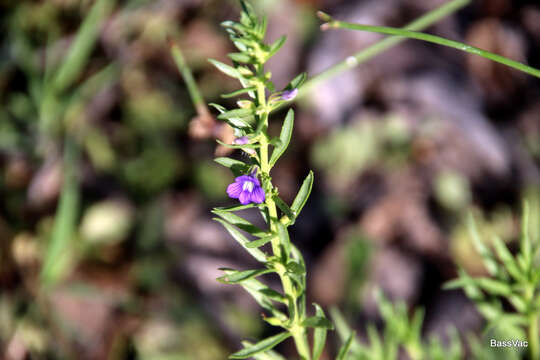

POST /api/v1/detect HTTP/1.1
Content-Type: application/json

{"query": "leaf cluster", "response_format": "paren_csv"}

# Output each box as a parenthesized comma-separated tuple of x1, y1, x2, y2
(444, 203, 540, 341)
(331, 290, 463, 360)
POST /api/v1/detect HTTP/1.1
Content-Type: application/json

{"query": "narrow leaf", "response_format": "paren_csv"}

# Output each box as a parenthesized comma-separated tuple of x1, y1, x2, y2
(214, 157, 251, 176)
(268, 35, 286, 58)
(312, 304, 329, 360)
(212, 209, 266, 237)
(239, 276, 287, 311)
(217, 108, 253, 120)
(269, 109, 294, 166)
(476, 277, 512, 296)
(53, 0, 115, 92)
(229, 332, 291, 359)
(277, 223, 291, 260)
(209, 59, 241, 79)
(492, 235, 523, 282)
(336, 331, 355, 360)
(214, 203, 258, 212)
(286, 261, 305, 276)
(222, 86, 257, 99)
(467, 214, 499, 276)
(246, 234, 275, 248)
(214, 218, 266, 262)
(228, 52, 253, 63)
(286, 72, 307, 91)
(273, 195, 295, 224)
(247, 342, 286, 360)
(290, 171, 314, 218)
(40, 139, 80, 286)
(303, 316, 334, 329)
(218, 268, 273, 284)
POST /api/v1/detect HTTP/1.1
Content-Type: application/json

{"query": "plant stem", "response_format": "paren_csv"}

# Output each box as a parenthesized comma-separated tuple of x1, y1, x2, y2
(322, 22, 540, 79)
(299, 0, 471, 97)
(256, 80, 311, 360)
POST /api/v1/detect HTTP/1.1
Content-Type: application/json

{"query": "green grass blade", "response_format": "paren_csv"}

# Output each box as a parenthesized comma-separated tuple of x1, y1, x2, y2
(40, 138, 80, 287)
(321, 21, 540, 79)
(300, 0, 471, 97)
(52, 0, 115, 92)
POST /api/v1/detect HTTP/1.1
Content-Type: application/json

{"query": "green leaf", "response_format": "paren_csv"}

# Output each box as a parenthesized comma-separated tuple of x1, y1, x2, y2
(277, 223, 291, 260)
(247, 342, 286, 360)
(209, 59, 241, 79)
(286, 72, 307, 90)
(246, 234, 275, 248)
(258, 288, 288, 303)
(238, 277, 287, 311)
(218, 268, 273, 284)
(303, 316, 334, 329)
(214, 218, 266, 262)
(475, 277, 512, 296)
(508, 294, 527, 313)
(214, 157, 251, 176)
(217, 108, 254, 129)
(269, 109, 294, 166)
(268, 35, 286, 58)
(229, 332, 291, 359)
(218, 108, 253, 120)
(222, 86, 257, 99)
(40, 139, 80, 286)
(467, 214, 499, 277)
(214, 203, 258, 212)
(312, 304, 330, 360)
(228, 52, 253, 64)
(290, 171, 314, 218)
(286, 261, 305, 276)
(209, 103, 227, 114)
(273, 195, 295, 224)
(52, 0, 115, 92)
(212, 209, 266, 237)
(492, 235, 523, 282)
(336, 331, 355, 360)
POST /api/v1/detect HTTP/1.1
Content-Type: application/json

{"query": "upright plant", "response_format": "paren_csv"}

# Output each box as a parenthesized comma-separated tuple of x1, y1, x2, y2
(171, 0, 540, 358)
(203, 2, 333, 359)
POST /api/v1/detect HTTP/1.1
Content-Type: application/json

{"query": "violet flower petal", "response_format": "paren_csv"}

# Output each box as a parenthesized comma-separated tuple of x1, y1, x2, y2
(250, 186, 265, 204)
(227, 182, 243, 198)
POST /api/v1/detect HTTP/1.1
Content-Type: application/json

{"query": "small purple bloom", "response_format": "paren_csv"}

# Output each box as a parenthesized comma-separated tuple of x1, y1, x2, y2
(281, 88, 298, 101)
(227, 174, 265, 205)
(234, 136, 249, 145)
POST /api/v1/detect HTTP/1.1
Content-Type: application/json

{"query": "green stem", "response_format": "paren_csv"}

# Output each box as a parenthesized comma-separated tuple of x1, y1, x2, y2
(256, 80, 311, 360)
(321, 21, 540, 79)
(299, 0, 471, 97)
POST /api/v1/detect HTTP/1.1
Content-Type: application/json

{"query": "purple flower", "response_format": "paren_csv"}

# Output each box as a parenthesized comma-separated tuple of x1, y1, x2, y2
(227, 174, 265, 205)
(281, 88, 298, 101)
(234, 136, 249, 145)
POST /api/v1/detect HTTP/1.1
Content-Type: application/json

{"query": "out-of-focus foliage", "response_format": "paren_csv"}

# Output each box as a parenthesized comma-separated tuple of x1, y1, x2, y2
(332, 290, 464, 360)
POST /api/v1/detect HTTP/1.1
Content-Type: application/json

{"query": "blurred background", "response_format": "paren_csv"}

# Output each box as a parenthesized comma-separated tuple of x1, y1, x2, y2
(0, 0, 539, 359)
